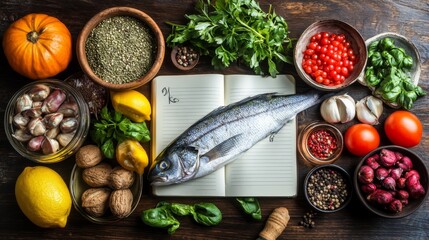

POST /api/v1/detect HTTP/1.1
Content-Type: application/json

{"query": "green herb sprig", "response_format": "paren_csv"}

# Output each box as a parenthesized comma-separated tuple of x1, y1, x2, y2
(141, 201, 222, 234)
(365, 37, 426, 109)
(166, 0, 293, 77)
(90, 106, 150, 159)
(236, 197, 262, 220)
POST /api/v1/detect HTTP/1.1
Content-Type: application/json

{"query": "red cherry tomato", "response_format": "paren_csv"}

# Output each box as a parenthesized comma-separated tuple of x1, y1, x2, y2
(384, 111, 422, 148)
(344, 124, 380, 156)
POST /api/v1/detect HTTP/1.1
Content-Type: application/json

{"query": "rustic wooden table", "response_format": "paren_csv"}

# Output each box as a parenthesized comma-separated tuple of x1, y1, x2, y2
(0, 0, 428, 239)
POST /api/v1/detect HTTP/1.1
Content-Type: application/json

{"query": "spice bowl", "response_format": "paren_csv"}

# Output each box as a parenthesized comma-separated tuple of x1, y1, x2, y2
(171, 45, 200, 70)
(69, 163, 143, 224)
(298, 122, 343, 165)
(294, 19, 367, 91)
(76, 6, 165, 90)
(304, 164, 353, 213)
(354, 145, 428, 218)
(4, 79, 90, 163)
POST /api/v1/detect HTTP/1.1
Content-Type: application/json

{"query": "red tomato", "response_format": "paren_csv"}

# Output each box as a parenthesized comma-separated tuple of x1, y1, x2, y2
(384, 111, 422, 148)
(344, 124, 380, 156)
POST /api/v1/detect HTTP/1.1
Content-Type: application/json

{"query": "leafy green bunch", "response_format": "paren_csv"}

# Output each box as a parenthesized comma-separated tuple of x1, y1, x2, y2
(365, 37, 426, 109)
(90, 106, 150, 159)
(141, 201, 222, 234)
(166, 0, 293, 77)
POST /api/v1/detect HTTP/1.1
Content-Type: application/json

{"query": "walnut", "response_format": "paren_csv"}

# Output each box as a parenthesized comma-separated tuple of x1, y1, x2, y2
(109, 189, 133, 218)
(109, 167, 135, 189)
(75, 144, 103, 168)
(81, 188, 111, 217)
(82, 162, 112, 187)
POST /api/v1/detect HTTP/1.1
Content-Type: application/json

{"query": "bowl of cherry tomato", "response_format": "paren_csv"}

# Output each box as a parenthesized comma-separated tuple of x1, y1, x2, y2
(294, 19, 367, 91)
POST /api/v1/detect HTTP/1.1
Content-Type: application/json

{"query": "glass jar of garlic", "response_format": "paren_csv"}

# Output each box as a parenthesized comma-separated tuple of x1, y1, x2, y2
(4, 79, 90, 163)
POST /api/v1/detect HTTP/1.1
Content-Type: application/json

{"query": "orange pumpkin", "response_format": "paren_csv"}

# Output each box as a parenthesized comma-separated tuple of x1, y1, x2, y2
(2, 13, 72, 80)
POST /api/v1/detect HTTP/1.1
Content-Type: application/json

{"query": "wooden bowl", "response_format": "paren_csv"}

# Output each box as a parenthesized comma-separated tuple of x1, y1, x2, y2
(170, 45, 199, 71)
(354, 146, 429, 218)
(357, 32, 422, 108)
(76, 7, 165, 90)
(294, 19, 367, 91)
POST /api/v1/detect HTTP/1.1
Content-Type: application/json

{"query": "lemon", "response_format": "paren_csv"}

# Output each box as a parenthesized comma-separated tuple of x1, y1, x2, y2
(15, 166, 72, 228)
(111, 90, 151, 122)
(116, 139, 149, 175)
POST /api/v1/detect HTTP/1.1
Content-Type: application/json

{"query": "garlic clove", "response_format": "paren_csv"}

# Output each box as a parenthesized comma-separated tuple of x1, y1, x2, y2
(365, 96, 383, 118)
(41, 137, 60, 154)
(320, 98, 341, 123)
(336, 95, 356, 123)
(355, 96, 384, 125)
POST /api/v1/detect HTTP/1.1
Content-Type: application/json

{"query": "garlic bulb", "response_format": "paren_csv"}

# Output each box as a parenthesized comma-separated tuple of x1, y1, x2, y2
(356, 96, 383, 125)
(320, 94, 356, 123)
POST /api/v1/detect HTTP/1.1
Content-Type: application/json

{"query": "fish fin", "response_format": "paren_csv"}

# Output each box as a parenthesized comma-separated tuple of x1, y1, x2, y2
(203, 134, 244, 161)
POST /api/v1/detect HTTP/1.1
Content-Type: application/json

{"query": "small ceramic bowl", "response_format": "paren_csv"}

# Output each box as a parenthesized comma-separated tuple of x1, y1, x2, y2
(354, 145, 428, 218)
(298, 122, 343, 165)
(304, 164, 353, 213)
(357, 32, 421, 108)
(171, 45, 200, 70)
(76, 6, 165, 90)
(69, 163, 143, 224)
(4, 79, 90, 163)
(294, 19, 367, 91)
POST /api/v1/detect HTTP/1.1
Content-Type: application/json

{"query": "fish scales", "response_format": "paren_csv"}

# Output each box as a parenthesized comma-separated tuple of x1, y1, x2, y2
(149, 91, 328, 186)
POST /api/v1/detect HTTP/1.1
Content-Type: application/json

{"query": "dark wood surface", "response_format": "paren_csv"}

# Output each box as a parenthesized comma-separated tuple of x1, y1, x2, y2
(0, 0, 428, 239)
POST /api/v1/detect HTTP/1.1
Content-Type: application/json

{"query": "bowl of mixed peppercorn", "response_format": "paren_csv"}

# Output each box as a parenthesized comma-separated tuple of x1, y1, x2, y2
(304, 164, 353, 213)
(76, 7, 165, 90)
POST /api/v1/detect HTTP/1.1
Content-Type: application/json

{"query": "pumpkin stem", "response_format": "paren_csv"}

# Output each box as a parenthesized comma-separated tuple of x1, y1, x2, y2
(27, 31, 40, 43)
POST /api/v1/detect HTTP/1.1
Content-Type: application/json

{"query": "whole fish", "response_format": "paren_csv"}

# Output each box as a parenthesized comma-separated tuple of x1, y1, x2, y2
(148, 91, 330, 186)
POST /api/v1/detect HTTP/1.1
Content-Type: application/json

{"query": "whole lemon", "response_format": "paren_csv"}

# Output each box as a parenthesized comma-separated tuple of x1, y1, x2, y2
(15, 166, 72, 228)
(111, 90, 151, 122)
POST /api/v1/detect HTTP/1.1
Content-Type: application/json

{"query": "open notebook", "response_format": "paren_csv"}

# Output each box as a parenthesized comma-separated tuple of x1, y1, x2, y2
(151, 74, 297, 197)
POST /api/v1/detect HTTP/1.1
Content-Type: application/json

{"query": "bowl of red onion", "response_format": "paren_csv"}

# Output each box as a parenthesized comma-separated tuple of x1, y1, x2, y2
(354, 145, 428, 218)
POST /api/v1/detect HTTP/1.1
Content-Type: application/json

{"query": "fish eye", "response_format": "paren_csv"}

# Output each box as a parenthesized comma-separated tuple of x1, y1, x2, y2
(158, 160, 170, 171)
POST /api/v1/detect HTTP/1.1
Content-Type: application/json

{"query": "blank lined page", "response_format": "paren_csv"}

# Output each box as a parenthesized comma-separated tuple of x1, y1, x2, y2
(151, 75, 226, 196)
(224, 75, 297, 197)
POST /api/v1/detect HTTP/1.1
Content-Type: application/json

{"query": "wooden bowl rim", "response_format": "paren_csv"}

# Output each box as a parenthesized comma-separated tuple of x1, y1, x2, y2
(76, 6, 165, 90)
(294, 19, 368, 91)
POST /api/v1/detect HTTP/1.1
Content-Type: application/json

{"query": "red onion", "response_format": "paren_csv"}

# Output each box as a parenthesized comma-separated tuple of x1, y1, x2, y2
(375, 167, 389, 181)
(404, 170, 420, 180)
(406, 175, 419, 189)
(382, 177, 396, 191)
(394, 151, 403, 161)
(409, 183, 426, 199)
(397, 178, 406, 189)
(389, 168, 403, 180)
(379, 149, 397, 167)
(387, 199, 403, 213)
(365, 155, 380, 170)
(358, 165, 374, 184)
(400, 199, 408, 206)
(397, 156, 413, 171)
(367, 189, 394, 205)
(397, 190, 409, 200)
(361, 183, 377, 194)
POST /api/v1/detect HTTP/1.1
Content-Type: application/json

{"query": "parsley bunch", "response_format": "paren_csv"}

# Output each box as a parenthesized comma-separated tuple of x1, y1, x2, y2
(90, 106, 150, 159)
(166, 0, 293, 77)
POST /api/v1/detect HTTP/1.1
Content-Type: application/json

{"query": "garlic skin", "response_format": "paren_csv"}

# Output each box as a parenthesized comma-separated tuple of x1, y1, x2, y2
(356, 96, 383, 125)
(320, 94, 356, 123)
